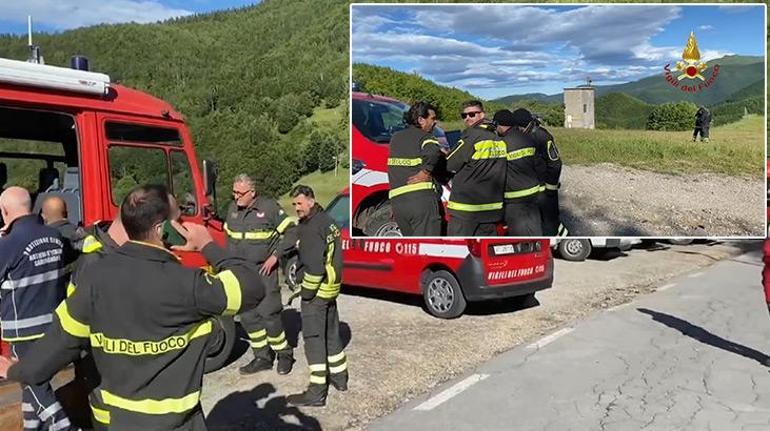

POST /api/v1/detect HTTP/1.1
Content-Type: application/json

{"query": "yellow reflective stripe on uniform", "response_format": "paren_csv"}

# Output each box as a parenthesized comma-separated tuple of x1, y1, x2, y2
(421, 138, 440, 148)
(242, 231, 276, 240)
(267, 333, 286, 343)
(303, 274, 323, 283)
(504, 184, 542, 199)
(447, 201, 503, 212)
(317, 284, 341, 299)
(248, 329, 267, 340)
(223, 223, 240, 239)
(301, 282, 319, 290)
(506, 147, 536, 161)
(328, 352, 346, 363)
(66, 282, 76, 298)
(82, 235, 103, 253)
(101, 389, 200, 415)
(388, 182, 434, 199)
(471, 140, 507, 160)
(309, 363, 327, 372)
(387, 157, 422, 167)
(309, 375, 327, 384)
(545, 183, 559, 191)
(250, 339, 268, 348)
(329, 362, 348, 374)
(90, 320, 212, 356)
(91, 404, 110, 424)
(275, 216, 297, 234)
(558, 223, 569, 237)
(3, 333, 45, 342)
(213, 270, 242, 316)
(55, 301, 90, 338)
(447, 139, 465, 159)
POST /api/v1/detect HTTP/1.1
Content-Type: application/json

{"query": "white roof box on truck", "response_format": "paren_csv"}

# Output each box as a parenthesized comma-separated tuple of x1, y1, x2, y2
(0, 57, 111, 97)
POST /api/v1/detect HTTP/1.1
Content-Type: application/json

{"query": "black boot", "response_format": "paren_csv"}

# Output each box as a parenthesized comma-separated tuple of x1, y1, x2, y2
(329, 371, 348, 392)
(287, 384, 327, 407)
(238, 349, 273, 375)
(276, 351, 295, 375)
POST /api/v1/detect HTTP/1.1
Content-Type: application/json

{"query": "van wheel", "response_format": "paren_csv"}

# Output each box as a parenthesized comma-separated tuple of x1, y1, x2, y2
(558, 239, 591, 261)
(284, 256, 299, 289)
(363, 202, 402, 237)
(422, 270, 466, 319)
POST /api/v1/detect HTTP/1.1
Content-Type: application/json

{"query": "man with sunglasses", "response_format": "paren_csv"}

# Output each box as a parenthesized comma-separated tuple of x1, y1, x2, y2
(225, 174, 296, 375)
(388, 101, 444, 236)
(444, 100, 507, 236)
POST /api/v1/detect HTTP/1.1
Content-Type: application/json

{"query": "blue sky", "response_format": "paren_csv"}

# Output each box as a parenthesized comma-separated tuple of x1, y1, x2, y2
(0, 0, 260, 35)
(352, 4, 766, 99)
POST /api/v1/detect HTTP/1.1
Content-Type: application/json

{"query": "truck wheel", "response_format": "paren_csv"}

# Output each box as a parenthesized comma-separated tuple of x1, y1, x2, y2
(363, 202, 401, 237)
(422, 270, 467, 319)
(284, 256, 299, 289)
(558, 239, 592, 262)
(204, 316, 236, 374)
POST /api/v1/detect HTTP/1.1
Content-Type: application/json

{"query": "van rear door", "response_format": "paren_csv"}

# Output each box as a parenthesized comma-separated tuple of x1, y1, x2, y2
(475, 239, 551, 286)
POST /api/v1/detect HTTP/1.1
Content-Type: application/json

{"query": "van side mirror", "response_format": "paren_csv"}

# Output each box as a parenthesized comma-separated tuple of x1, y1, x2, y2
(203, 159, 218, 214)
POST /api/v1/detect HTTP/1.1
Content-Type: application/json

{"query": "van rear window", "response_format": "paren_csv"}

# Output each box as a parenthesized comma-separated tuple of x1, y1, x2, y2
(106, 122, 181, 146)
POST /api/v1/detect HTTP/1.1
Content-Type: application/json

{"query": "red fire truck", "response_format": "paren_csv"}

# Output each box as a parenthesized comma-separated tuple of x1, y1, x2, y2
(315, 188, 553, 318)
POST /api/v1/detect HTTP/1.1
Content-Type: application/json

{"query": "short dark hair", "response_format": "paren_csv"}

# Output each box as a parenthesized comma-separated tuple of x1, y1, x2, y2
(461, 100, 484, 113)
(121, 184, 170, 241)
(291, 185, 315, 199)
(405, 101, 437, 126)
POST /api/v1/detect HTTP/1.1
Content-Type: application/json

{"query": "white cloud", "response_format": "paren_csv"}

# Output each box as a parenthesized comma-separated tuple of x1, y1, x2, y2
(698, 25, 714, 31)
(1, 0, 193, 30)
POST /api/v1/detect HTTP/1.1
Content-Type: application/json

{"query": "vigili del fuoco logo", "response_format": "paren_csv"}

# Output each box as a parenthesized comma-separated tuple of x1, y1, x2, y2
(663, 31, 720, 93)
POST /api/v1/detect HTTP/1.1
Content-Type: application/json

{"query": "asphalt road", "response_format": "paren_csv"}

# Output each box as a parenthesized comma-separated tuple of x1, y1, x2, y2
(370, 248, 770, 430)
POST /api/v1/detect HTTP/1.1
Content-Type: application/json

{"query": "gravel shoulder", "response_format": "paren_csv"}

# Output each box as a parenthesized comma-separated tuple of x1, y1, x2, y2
(559, 164, 765, 237)
(200, 240, 758, 430)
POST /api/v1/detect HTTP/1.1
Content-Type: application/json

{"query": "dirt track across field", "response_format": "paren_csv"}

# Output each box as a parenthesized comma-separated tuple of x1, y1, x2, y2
(199, 240, 758, 431)
(558, 164, 765, 237)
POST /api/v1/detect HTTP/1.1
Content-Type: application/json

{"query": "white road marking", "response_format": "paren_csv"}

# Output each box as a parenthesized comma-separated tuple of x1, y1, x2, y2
(526, 327, 575, 350)
(657, 283, 677, 291)
(687, 272, 704, 278)
(413, 374, 489, 411)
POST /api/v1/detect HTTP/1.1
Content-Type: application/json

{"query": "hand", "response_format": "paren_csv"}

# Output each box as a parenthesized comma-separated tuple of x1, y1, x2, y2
(0, 355, 17, 379)
(170, 220, 213, 252)
(407, 169, 432, 185)
(260, 255, 278, 276)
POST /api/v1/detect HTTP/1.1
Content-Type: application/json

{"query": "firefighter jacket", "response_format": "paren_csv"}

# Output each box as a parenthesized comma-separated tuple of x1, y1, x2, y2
(530, 125, 562, 192)
(0, 214, 67, 343)
(8, 241, 265, 430)
(224, 196, 297, 264)
(446, 120, 507, 222)
(297, 205, 343, 301)
(387, 126, 443, 200)
(499, 128, 541, 202)
(67, 221, 120, 297)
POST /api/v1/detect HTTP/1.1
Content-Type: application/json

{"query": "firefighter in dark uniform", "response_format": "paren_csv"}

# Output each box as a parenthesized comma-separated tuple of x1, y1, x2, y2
(286, 185, 347, 407)
(492, 110, 543, 236)
(511, 108, 566, 237)
(693, 105, 711, 142)
(1, 184, 267, 430)
(0, 187, 75, 431)
(446, 100, 507, 236)
(226, 174, 296, 375)
(387, 101, 443, 236)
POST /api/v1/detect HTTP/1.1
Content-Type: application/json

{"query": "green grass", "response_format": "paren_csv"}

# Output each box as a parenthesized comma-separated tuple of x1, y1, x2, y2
(278, 169, 350, 210)
(556, 114, 765, 178)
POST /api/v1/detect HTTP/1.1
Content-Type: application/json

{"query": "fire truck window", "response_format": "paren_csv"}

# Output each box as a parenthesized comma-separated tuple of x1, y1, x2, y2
(170, 151, 197, 216)
(326, 194, 349, 229)
(351, 99, 407, 143)
(105, 122, 182, 146)
(108, 145, 168, 206)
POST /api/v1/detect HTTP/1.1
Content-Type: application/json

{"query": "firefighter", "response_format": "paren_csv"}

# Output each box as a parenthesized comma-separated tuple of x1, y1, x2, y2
(0, 184, 267, 430)
(446, 100, 507, 236)
(510, 108, 567, 237)
(41, 196, 82, 266)
(388, 101, 443, 236)
(226, 174, 296, 375)
(286, 185, 347, 407)
(493, 110, 543, 236)
(0, 187, 75, 431)
(693, 105, 711, 142)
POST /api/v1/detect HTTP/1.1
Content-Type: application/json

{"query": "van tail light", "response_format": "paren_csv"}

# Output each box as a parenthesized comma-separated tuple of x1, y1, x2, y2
(466, 239, 482, 257)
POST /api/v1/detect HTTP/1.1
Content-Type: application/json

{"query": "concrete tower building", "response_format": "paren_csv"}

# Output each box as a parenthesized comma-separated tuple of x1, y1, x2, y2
(563, 81, 595, 129)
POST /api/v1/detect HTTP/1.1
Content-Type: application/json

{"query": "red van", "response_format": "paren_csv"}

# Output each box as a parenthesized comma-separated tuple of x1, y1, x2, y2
(316, 189, 553, 318)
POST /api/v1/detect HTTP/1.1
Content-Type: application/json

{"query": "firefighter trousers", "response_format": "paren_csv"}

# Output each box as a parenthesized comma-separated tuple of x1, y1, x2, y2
(11, 342, 74, 431)
(447, 215, 498, 237)
(693, 126, 710, 141)
(239, 269, 291, 360)
(392, 191, 442, 236)
(537, 190, 565, 236)
(504, 198, 542, 236)
(300, 297, 348, 387)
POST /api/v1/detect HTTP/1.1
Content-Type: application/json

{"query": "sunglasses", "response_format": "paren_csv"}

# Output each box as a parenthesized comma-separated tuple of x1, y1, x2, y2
(232, 190, 253, 197)
(461, 111, 482, 119)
